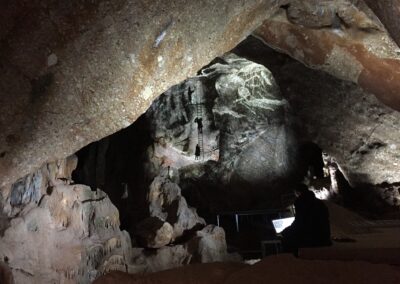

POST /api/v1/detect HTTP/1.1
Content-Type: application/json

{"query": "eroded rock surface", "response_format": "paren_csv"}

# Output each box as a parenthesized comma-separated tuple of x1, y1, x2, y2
(0, 157, 133, 283)
(130, 176, 237, 272)
(131, 225, 239, 273)
(234, 36, 400, 208)
(364, 0, 400, 47)
(0, 0, 284, 192)
(144, 54, 297, 210)
(254, 2, 400, 111)
(135, 216, 174, 248)
(147, 176, 205, 241)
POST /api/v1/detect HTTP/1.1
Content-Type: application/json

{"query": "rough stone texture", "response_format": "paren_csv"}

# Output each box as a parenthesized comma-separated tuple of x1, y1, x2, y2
(191, 225, 231, 263)
(0, 158, 134, 283)
(147, 176, 206, 240)
(0, 0, 284, 193)
(234, 36, 400, 206)
(208, 54, 296, 188)
(131, 225, 239, 273)
(144, 77, 220, 177)
(253, 3, 400, 111)
(131, 245, 191, 273)
(4, 154, 78, 217)
(1, 185, 133, 283)
(135, 217, 174, 248)
(364, 0, 400, 47)
(283, 61, 400, 187)
(145, 55, 297, 210)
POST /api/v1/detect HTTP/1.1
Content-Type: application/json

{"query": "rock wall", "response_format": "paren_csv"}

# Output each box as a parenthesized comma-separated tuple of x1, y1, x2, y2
(364, 0, 400, 47)
(0, 0, 284, 193)
(234, 36, 400, 210)
(143, 54, 298, 211)
(254, 1, 400, 111)
(1, 0, 400, 210)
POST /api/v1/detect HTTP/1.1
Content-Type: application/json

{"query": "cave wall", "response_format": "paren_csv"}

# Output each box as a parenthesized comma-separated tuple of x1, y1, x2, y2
(0, 0, 285, 193)
(364, 0, 400, 47)
(254, 1, 400, 111)
(234, 36, 400, 209)
(2, 0, 400, 199)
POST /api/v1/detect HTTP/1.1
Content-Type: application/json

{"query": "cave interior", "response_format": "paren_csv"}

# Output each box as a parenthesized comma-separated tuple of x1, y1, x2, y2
(1, 1, 400, 283)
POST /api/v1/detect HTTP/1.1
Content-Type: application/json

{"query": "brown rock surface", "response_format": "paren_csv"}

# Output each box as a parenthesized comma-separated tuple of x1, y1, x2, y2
(0, 0, 284, 192)
(254, 4, 400, 111)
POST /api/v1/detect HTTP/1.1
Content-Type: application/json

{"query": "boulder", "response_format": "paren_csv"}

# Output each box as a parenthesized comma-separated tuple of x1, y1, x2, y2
(135, 217, 173, 248)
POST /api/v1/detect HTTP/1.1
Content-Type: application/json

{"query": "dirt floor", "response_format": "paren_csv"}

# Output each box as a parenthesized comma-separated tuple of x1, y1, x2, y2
(94, 254, 400, 284)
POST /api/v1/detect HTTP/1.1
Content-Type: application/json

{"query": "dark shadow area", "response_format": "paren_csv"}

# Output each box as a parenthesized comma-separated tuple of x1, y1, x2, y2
(73, 114, 153, 233)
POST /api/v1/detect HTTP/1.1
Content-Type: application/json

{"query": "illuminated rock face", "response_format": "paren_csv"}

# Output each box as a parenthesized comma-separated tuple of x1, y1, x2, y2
(144, 55, 297, 209)
(234, 37, 400, 207)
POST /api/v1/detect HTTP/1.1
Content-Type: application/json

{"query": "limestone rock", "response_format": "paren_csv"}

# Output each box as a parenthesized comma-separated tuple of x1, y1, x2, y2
(144, 77, 220, 177)
(364, 0, 400, 47)
(192, 225, 240, 263)
(0, 0, 284, 193)
(148, 176, 205, 240)
(135, 217, 173, 248)
(131, 225, 238, 273)
(253, 2, 400, 111)
(209, 54, 296, 188)
(146, 55, 297, 210)
(234, 36, 400, 207)
(131, 245, 191, 273)
(0, 164, 133, 283)
(5, 155, 78, 217)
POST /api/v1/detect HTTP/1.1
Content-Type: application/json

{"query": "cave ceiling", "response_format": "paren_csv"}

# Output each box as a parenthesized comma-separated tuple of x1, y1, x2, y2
(1, 0, 400, 193)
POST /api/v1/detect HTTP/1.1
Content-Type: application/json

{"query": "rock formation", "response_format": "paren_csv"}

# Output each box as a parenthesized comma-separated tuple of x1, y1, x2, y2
(131, 224, 238, 273)
(0, 0, 284, 192)
(234, 36, 400, 210)
(144, 54, 296, 210)
(0, 157, 133, 283)
(254, 1, 400, 111)
(146, 176, 205, 240)
(1, 1, 400, 282)
(132, 176, 237, 272)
